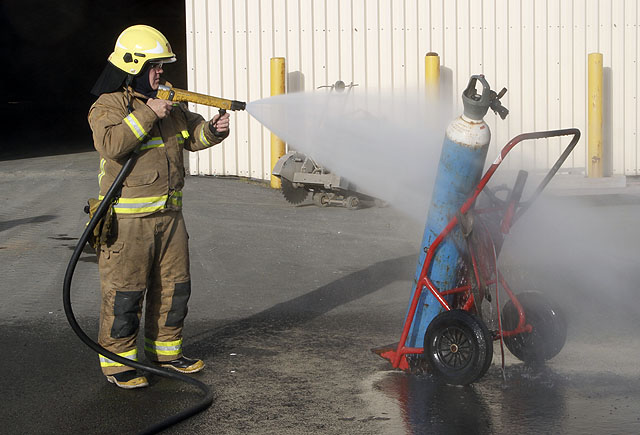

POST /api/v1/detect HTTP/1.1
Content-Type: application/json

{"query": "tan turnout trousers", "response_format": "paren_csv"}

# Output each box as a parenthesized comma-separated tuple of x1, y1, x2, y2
(97, 209, 190, 375)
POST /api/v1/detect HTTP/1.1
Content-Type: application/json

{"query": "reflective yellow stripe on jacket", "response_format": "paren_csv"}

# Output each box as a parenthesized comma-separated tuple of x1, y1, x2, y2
(99, 349, 138, 368)
(99, 190, 182, 214)
(98, 158, 106, 186)
(177, 130, 189, 145)
(144, 338, 182, 357)
(123, 113, 147, 141)
(139, 137, 164, 151)
(199, 127, 212, 147)
(138, 132, 190, 150)
(168, 190, 182, 207)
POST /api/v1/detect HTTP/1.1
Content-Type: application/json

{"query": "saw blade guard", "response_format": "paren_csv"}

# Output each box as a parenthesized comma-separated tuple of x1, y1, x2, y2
(272, 151, 306, 182)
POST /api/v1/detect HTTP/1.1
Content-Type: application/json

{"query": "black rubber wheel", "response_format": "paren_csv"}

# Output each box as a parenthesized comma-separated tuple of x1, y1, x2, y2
(424, 310, 493, 385)
(501, 292, 567, 363)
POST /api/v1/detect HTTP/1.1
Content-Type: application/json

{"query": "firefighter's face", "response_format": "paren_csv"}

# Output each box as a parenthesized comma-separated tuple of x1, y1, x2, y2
(148, 62, 164, 90)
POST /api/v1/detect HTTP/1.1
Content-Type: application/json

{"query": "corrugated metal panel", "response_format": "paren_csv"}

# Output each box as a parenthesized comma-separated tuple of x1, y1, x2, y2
(186, 0, 640, 179)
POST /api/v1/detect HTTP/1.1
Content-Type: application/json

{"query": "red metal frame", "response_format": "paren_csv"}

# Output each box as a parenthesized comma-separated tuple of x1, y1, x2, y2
(379, 129, 580, 370)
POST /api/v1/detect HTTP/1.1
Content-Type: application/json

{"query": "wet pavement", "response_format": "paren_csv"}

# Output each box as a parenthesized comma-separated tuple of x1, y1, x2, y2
(1, 151, 640, 434)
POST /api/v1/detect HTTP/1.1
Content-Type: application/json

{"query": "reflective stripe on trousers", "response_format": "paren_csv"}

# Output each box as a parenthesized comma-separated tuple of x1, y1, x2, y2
(144, 338, 182, 357)
(99, 348, 138, 368)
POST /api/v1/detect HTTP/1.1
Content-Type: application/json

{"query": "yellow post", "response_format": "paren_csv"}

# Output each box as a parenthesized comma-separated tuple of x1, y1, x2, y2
(588, 52, 603, 178)
(425, 52, 440, 101)
(270, 57, 286, 188)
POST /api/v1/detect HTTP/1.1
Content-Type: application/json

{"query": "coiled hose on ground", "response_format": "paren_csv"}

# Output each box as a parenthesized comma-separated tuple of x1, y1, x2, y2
(63, 153, 213, 434)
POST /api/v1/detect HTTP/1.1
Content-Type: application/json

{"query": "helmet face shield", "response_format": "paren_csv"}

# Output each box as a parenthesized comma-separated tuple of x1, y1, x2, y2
(108, 25, 176, 75)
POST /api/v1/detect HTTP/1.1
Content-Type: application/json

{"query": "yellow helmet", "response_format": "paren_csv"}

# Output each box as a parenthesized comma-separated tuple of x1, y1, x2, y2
(108, 25, 176, 75)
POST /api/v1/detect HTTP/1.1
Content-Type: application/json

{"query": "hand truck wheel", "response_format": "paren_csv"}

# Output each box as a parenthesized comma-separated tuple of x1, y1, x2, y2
(424, 309, 493, 385)
(501, 292, 567, 363)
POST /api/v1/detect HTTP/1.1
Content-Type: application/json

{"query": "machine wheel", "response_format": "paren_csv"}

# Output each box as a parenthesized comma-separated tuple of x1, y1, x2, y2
(424, 310, 493, 385)
(501, 292, 567, 363)
(345, 196, 360, 210)
(313, 192, 330, 207)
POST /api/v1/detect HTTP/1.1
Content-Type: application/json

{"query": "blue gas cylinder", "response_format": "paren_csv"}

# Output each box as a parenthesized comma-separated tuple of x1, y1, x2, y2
(405, 75, 508, 348)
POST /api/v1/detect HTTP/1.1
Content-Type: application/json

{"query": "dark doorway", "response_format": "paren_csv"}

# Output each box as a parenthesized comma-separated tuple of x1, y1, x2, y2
(1, 0, 187, 159)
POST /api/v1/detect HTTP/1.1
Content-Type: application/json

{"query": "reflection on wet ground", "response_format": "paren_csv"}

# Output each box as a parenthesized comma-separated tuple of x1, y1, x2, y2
(374, 363, 640, 434)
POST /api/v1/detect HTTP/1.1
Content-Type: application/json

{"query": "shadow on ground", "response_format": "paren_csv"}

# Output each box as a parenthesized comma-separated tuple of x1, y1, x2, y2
(187, 254, 415, 356)
(0, 214, 57, 233)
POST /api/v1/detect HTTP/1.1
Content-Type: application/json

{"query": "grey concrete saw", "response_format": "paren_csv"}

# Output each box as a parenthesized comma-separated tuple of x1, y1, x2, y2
(271, 80, 387, 210)
(272, 150, 383, 209)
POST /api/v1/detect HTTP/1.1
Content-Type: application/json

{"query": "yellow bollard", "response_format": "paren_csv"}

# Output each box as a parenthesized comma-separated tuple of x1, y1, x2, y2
(270, 57, 286, 188)
(425, 52, 440, 101)
(588, 53, 603, 178)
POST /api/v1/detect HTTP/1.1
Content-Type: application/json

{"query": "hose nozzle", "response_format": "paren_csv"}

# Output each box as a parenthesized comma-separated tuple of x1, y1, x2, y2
(157, 85, 246, 111)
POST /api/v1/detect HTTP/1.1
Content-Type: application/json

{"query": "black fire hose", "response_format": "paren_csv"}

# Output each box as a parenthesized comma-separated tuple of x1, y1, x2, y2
(63, 153, 213, 434)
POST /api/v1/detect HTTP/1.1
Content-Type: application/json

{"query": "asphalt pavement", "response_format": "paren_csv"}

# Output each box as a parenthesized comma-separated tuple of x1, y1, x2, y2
(1, 150, 639, 434)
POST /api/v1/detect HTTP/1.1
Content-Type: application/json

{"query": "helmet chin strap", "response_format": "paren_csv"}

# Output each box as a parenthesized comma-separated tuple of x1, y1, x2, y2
(125, 75, 135, 114)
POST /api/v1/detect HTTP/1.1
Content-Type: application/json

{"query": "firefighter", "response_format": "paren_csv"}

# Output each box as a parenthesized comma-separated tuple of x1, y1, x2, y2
(88, 25, 229, 389)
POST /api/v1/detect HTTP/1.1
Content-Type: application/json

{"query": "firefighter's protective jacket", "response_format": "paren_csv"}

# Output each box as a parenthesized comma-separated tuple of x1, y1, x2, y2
(88, 86, 226, 217)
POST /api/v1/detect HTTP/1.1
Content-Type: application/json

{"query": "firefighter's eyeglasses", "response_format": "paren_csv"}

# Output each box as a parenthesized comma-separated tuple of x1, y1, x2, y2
(150, 62, 164, 71)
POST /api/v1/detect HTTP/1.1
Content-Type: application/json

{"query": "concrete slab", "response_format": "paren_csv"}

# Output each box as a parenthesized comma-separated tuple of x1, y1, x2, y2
(1, 151, 639, 434)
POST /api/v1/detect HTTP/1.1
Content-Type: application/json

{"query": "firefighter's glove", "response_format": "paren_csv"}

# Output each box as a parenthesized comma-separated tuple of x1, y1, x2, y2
(85, 198, 116, 250)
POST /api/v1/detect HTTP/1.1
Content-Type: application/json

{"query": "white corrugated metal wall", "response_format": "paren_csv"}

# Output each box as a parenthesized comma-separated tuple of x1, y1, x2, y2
(185, 0, 640, 179)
